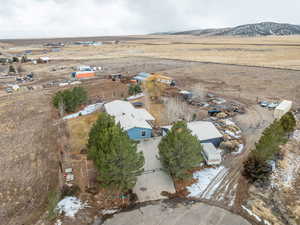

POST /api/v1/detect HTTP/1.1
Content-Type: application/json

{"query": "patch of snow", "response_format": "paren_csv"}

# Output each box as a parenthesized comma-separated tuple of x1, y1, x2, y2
(271, 152, 300, 188)
(242, 205, 262, 222)
(187, 166, 225, 198)
(55, 219, 62, 225)
(56, 196, 88, 218)
(127, 93, 144, 101)
(232, 144, 244, 155)
(293, 130, 300, 142)
(224, 119, 235, 126)
(202, 167, 228, 199)
(264, 219, 272, 225)
(225, 130, 241, 139)
(101, 209, 118, 215)
(63, 103, 103, 120)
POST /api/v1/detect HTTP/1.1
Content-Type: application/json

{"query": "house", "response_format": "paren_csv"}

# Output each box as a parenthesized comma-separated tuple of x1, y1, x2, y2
(133, 72, 151, 84)
(38, 56, 50, 63)
(274, 100, 292, 119)
(104, 100, 155, 140)
(76, 65, 92, 71)
(71, 71, 96, 79)
(201, 143, 222, 165)
(162, 121, 223, 146)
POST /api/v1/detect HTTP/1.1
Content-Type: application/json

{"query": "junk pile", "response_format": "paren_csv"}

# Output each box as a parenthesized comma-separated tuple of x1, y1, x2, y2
(215, 118, 244, 154)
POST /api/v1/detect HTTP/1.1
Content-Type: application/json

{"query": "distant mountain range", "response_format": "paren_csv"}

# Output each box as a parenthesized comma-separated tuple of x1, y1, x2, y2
(155, 22, 300, 37)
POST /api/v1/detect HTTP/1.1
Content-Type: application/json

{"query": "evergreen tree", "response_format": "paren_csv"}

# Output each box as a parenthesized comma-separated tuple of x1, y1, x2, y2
(280, 112, 296, 133)
(88, 113, 144, 191)
(128, 84, 142, 95)
(52, 87, 88, 114)
(158, 121, 204, 180)
(243, 111, 297, 184)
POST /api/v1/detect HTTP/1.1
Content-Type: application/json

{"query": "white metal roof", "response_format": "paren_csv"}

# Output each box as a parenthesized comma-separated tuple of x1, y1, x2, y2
(275, 100, 292, 111)
(115, 114, 152, 130)
(201, 143, 222, 165)
(162, 121, 223, 142)
(105, 100, 154, 130)
(135, 109, 155, 121)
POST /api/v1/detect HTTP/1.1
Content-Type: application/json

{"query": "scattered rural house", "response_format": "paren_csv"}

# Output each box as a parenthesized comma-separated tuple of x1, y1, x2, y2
(51, 48, 61, 52)
(77, 65, 93, 71)
(0, 58, 12, 64)
(71, 71, 96, 79)
(38, 56, 50, 63)
(104, 100, 155, 140)
(162, 121, 223, 146)
(179, 90, 193, 100)
(133, 72, 175, 86)
(274, 100, 292, 119)
(148, 73, 175, 85)
(201, 143, 222, 165)
(133, 72, 151, 84)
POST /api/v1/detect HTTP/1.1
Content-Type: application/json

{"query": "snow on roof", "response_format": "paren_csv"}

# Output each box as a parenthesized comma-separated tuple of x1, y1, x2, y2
(275, 100, 292, 111)
(105, 100, 154, 130)
(202, 143, 222, 163)
(163, 121, 223, 142)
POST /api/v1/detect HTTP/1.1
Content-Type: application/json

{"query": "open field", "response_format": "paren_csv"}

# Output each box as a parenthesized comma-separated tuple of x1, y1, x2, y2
(1, 34, 300, 225)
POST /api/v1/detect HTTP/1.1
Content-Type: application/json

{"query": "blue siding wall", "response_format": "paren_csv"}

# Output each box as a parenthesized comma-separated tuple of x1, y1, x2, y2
(127, 127, 152, 140)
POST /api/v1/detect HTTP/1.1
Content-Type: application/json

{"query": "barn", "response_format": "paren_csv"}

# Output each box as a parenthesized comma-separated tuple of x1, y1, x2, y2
(104, 100, 155, 140)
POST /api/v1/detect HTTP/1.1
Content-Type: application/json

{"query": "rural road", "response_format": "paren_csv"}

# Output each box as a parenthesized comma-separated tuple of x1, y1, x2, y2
(102, 201, 251, 225)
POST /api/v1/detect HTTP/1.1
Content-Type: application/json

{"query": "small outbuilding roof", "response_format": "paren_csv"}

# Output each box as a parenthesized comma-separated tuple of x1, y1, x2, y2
(201, 143, 222, 165)
(162, 121, 223, 142)
(275, 100, 292, 111)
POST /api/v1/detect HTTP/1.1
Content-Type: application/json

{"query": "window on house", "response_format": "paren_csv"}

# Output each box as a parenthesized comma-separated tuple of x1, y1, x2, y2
(141, 131, 146, 137)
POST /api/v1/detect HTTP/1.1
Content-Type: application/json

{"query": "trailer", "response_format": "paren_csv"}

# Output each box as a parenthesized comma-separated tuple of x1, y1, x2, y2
(274, 100, 292, 119)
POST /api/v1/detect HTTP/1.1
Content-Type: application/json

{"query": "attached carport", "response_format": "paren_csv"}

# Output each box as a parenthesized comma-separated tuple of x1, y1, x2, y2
(133, 137, 175, 202)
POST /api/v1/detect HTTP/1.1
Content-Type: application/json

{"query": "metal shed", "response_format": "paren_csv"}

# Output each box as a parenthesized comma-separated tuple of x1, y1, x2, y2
(201, 143, 222, 166)
(274, 100, 292, 119)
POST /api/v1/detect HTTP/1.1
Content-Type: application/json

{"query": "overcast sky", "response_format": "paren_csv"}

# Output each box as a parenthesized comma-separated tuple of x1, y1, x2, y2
(0, 0, 300, 39)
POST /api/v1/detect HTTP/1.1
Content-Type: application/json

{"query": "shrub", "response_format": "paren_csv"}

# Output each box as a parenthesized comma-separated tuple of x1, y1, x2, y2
(52, 87, 87, 114)
(128, 84, 142, 95)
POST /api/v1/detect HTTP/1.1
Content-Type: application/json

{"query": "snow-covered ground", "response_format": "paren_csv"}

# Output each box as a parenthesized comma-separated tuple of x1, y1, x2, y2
(242, 205, 262, 222)
(232, 144, 244, 155)
(187, 166, 226, 198)
(101, 209, 119, 215)
(293, 130, 300, 142)
(56, 196, 88, 218)
(271, 151, 300, 189)
(55, 219, 62, 225)
(63, 103, 103, 120)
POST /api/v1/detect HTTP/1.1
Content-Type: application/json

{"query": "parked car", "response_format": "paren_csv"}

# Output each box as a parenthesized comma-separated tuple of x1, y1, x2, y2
(259, 101, 269, 107)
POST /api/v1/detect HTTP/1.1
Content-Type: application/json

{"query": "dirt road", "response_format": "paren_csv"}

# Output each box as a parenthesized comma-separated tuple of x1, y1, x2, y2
(199, 105, 274, 207)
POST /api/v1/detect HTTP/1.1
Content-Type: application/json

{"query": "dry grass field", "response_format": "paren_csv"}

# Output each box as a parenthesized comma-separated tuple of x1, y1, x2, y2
(1, 34, 300, 225)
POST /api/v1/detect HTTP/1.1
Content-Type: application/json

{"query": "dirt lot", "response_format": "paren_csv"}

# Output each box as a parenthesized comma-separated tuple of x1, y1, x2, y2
(0, 90, 59, 225)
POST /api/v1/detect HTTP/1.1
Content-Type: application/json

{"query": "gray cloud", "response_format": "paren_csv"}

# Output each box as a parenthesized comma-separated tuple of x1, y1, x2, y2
(0, 0, 299, 38)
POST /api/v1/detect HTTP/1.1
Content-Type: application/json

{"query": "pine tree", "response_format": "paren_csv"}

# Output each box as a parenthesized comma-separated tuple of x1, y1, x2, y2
(87, 113, 144, 191)
(158, 121, 204, 180)
(280, 112, 296, 133)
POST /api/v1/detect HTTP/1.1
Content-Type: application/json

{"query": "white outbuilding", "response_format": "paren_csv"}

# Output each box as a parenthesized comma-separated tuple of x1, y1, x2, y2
(201, 143, 222, 166)
(274, 100, 292, 119)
